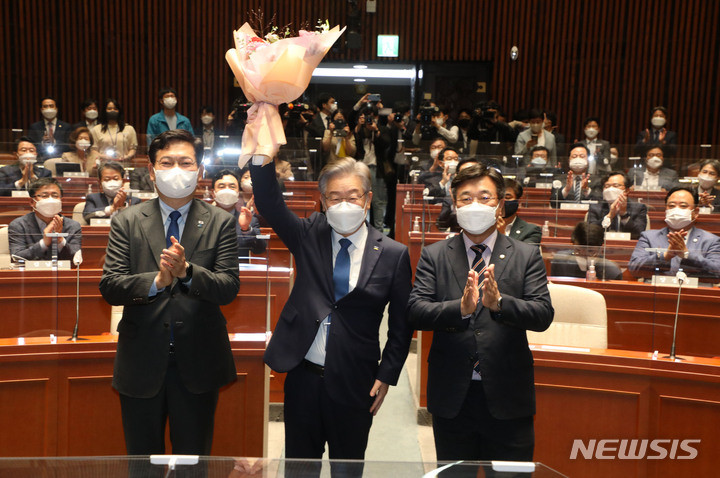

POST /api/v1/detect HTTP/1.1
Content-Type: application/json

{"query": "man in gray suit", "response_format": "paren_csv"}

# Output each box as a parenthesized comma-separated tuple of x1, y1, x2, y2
(408, 164, 553, 461)
(628, 146, 679, 191)
(99, 130, 239, 457)
(514, 109, 558, 166)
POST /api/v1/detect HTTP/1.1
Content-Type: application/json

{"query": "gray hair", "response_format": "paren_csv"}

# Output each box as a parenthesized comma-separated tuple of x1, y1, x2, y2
(317, 158, 372, 195)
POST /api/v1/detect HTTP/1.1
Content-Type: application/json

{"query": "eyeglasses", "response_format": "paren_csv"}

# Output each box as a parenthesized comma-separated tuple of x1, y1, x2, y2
(456, 195, 497, 206)
(323, 192, 368, 207)
(155, 158, 197, 170)
(35, 193, 61, 200)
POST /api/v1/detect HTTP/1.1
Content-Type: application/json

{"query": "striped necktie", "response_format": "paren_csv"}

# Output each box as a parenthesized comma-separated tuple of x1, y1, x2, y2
(470, 243, 488, 275)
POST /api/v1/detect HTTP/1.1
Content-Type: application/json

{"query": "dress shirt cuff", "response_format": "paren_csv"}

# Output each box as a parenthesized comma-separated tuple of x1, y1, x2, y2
(149, 280, 164, 297)
(38, 239, 48, 252)
(104, 205, 114, 216)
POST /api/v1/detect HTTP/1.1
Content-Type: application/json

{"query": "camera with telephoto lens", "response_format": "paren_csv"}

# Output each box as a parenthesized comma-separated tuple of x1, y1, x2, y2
(419, 103, 439, 140)
(229, 99, 252, 123)
(333, 118, 348, 137)
(287, 101, 311, 120)
(473, 101, 499, 131)
(363, 113, 374, 125)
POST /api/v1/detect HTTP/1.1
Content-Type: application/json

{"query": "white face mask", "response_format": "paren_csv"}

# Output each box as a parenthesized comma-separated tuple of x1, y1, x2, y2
(240, 179, 253, 193)
(163, 97, 178, 109)
(19, 153, 37, 166)
(76, 139, 91, 151)
(456, 202, 498, 235)
(42, 108, 58, 120)
(610, 154, 618, 161)
(34, 197, 62, 217)
(529, 123, 543, 134)
(569, 158, 588, 174)
(430, 148, 442, 160)
(434, 117, 445, 127)
(665, 207, 693, 230)
(585, 127, 599, 139)
(102, 179, 123, 197)
(603, 187, 624, 203)
(201, 115, 214, 125)
(325, 201, 367, 235)
(647, 157, 663, 169)
(85, 110, 98, 120)
(444, 160, 458, 174)
(215, 188, 239, 207)
(329, 103, 338, 113)
(651, 117, 666, 128)
(531, 157, 547, 167)
(697, 174, 717, 190)
(154, 167, 198, 199)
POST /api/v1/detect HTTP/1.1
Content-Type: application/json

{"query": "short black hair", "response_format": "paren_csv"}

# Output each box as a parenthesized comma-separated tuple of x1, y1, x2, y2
(456, 157, 479, 171)
(699, 159, 720, 176)
(583, 116, 600, 127)
(569, 143, 591, 157)
(201, 105, 214, 114)
(571, 222, 604, 247)
(528, 109, 544, 121)
(504, 178, 524, 199)
(29, 177, 63, 198)
(651, 106, 668, 116)
(212, 168, 241, 188)
(645, 144, 666, 157)
(531, 145, 550, 156)
(148, 129, 203, 165)
(158, 87, 177, 99)
(80, 98, 97, 110)
(451, 163, 505, 200)
(316, 92, 334, 110)
(601, 171, 631, 189)
(14, 136, 35, 153)
(98, 161, 125, 180)
(665, 187, 698, 207)
(438, 147, 459, 164)
(544, 111, 558, 126)
(41, 96, 58, 107)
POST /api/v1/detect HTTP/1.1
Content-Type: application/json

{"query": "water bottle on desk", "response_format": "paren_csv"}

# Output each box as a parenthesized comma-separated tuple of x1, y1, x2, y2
(542, 220, 550, 237)
(586, 260, 597, 281)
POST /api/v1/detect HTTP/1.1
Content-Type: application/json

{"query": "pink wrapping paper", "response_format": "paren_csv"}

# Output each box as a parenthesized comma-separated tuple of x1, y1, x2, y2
(226, 22, 345, 167)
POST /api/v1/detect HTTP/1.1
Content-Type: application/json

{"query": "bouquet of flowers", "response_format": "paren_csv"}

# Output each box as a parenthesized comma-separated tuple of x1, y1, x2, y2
(226, 18, 345, 167)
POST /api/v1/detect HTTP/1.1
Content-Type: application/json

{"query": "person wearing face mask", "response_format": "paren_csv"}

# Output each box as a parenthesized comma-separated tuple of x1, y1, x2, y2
(71, 98, 99, 132)
(321, 109, 356, 164)
(497, 178, 542, 244)
(587, 172, 647, 239)
(211, 169, 266, 260)
(408, 163, 553, 463)
(0, 137, 52, 196)
(419, 147, 460, 203)
(427, 107, 459, 144)
(250, 156, 413, 472)
(28, 96, 72, 161)
(629, 187, 720, 280)
(197, 105, 220, 156)
(628, 146, 679, 191)
(437, 158, 480, 231)
(635, 106, 678, 157)
(551, 143, 602, 207)
(577, 117, 611, 174)
(692, 159, 720, 213)
(307, 92, 338, 139)
(91, 98, 139, 165)
(522, 146, 563, 187)
(46, 126, 99, 175)
(146, 87, 195, 146)
(83, 161, 140, 223)
(99, 129, 239, 459)
(8, 177, 82, 261)
(514, 109, 558, 167)
(550, 222, 623, 280)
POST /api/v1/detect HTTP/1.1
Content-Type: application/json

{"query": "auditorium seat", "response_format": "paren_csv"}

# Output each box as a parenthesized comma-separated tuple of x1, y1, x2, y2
(527, 282, 608, 348)
(0, 226, 9, 268)
(73, 202, 88, 226)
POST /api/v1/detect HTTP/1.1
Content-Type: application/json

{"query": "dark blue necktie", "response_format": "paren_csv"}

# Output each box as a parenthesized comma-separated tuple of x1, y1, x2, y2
(334, 238, 352, 301)
(166, 210, 181, 248)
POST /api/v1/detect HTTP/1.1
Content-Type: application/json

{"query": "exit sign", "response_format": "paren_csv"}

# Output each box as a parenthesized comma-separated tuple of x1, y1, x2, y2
(377, 35, 399, 57)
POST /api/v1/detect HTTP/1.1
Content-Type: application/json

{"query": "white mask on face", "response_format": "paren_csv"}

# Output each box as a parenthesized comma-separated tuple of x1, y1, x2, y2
(325, 201, 367, 235)
(530, 123, 543, 134)
(102, 179, 123, 197)
(19, 153, 37, 166)
(201, 115, 214, 125)
(569, 158, 588, 174)
(42, 108, 58, 120)
(647, 157, 663, 169)
(434, 117, 445, 127)
(163, 97, 178, 109)
(215, 188, 239, 208)
(651, 117, 666, 128)
(585, 127, 599, 139)
(85, 110, 98, 120)
(697, 174, 717, 190)
(665, 207, 693, 230)
(430, 149, 441, 160)
(329, 103, 338, 113)
(34, 198, 62, 217)
(531, 157, 547, 167)
(603, 187, 624, 203)
(610, 154, 618, 161)
(445, 160, 458, 174)
(456, 202, 498, 235)
(154, 167, 198, 199)
(240, 179, 253, 193)
(76, 140, 91, 151)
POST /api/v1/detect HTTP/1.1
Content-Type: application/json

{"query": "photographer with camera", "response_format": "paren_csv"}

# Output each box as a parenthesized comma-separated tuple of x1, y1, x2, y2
(466, 101, 517, 159)
(322, 109, 356, 164)
(412, 102, 458, 145)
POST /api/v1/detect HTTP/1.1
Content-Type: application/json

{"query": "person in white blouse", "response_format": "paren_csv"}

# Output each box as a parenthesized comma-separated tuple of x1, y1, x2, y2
(91, 98, 138, 167)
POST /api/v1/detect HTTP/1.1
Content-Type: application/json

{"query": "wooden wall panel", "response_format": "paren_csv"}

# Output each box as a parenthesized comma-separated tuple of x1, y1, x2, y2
(1, 0, 719, 151)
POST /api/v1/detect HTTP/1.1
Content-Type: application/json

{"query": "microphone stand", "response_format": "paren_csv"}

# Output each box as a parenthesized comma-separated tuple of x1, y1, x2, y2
(663, 271, 686, 361)
(69, 255, 87, 342)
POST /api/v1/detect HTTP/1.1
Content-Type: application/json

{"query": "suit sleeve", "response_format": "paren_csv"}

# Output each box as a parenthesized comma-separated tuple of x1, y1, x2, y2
(587, 204, 603, 225)
(8, 217, 44, 260)
(680, 235, 720, 278)
(523, 224, 542, 244)
(0, 167, 18, 196)
(626, 203, 648, 238)
(59, 220, 82, 260)
(628, 231, 669, 277)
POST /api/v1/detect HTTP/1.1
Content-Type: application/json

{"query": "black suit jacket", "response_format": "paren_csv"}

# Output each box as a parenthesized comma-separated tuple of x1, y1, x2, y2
(8, 212, 82, 261)
(587, 201, 647, 239)
(407, 233, 553, 420)
(505, 216, 542, 244)
(307, 114, 328, 139)
(250, 161, 413, 409)
(29, 119, 72, 159)
(83, 192, 141, 222)
(99, 199, 239, 398)
(0, 163, 52, 196)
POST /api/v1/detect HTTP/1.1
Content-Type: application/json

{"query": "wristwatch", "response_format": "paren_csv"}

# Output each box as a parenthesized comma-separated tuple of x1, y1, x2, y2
(682, 251, 690, 260)
(179, 262, 193, 283)
(496, 296, 503, 311)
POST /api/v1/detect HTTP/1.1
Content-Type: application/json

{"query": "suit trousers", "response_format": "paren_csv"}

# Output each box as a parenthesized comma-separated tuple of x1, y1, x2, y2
(432, 380, 534, 462)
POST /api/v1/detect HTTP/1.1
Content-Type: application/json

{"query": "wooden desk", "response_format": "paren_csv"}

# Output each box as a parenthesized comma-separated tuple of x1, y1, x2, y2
(0, 334, 268, 457)
(284, 181, 321, 207)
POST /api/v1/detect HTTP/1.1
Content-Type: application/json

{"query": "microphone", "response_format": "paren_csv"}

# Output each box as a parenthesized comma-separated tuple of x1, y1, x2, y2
(69, 250, 87, 342)
(664, 269, 687, 361)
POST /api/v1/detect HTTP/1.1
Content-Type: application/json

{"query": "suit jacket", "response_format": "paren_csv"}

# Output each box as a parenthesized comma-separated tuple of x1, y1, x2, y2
(628, 167, 679, 190)
(29, 119, 72, 159)
(635, 128, 678, 156)
(250, 161, 413, 409)
(8, 211, 81, 261)
(628, 226, 720, 279)
(505, 216, 542, 244)
(407, 233, 553, 420)
(550, 174, 603, 207)
(514, 129, 557, 166)
(98, 199, 239, 398)
(582, 138, 611, 173)
(83, 192, 141, 222)
(307, 114, 329, 139)
(0, 163, 52, 196)
(587, 201, 648, 239)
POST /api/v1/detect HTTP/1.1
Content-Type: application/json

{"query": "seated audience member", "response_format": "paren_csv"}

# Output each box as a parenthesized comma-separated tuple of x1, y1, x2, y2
(238, 168, 255, 207)
(70, 98, 99, 131)
(409, 136, 448, 177)
(274, 155, 294, 183)
(498, 178, 542, 244)
(51, 127, 99, 174)
(28, 97, 72, 161)
(419, 147, 459, 200)
(522, 145, 562, 187)
(608, 147, 621, 170)
(0, 137, 51, 196)
(635, 106, 677, 157)
(550, 222, 623, 280)
(587, 171, 647, 239)
(92, 98, 138, 164)
(436, 157, 480, 231)
(211, 169, 266, 259)
(544, 111, 566, 158)
(514, 109, 558, 166)
(579, 117, 611, 174)
(129, 166, 154, 192)
(321, 109, 356, 163)
(628, 146, 678, 191)
(8, 177, 82, 261)
(83, 161, 140, 222)
(693, 159, 720, 212)
(628, 187, 720, 279)
(551, 143, 601, 207)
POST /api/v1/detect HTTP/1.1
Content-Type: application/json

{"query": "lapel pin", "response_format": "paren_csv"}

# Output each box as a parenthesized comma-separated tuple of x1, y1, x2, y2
(197, 220, 204, 228)
(515, 230, 521, 235)
(373, 246, 379, 251)
(693, 238, 698, 243)
(499, 254, 506, 259)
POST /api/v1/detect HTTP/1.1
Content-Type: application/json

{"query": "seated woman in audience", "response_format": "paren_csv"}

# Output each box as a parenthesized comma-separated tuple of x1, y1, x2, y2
(587, 171, 647, 239)
(91, 98, 138, 166)
(693, 159, 720, 213)
(321, 109, 356, 163)
(550, 222, 623, 280)
(628, 146, 678, 191)
(83, 161, 140, 223)
(47, 127, 99, 175)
